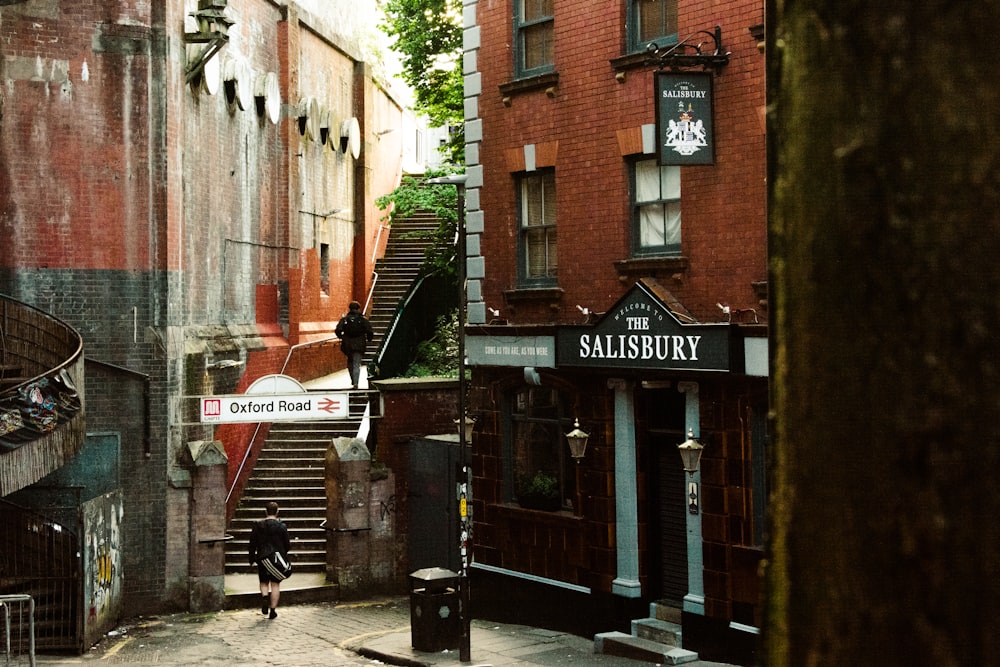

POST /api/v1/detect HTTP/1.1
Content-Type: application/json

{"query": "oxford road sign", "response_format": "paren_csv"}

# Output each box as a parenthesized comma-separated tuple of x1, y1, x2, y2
(200, 392, 349, 424)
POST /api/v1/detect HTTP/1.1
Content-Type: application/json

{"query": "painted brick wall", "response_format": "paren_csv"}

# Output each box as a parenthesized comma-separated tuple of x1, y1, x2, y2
(1, 0, 406, 617)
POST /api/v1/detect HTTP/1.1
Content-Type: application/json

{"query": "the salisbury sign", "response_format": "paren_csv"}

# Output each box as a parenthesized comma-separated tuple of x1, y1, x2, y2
(557, 284, 731, 371)
(656, 71, 715, 166)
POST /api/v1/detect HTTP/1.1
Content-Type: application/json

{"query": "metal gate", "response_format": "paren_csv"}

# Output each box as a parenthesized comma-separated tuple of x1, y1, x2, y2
(0, 500, 81, 652)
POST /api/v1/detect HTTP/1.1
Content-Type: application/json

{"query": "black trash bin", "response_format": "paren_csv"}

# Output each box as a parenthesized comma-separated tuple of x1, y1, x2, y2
(409, 567, 460, 652)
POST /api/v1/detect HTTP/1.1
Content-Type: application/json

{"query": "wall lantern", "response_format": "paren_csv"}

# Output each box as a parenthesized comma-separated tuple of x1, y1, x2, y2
(454, 415, 476, 444)
(184, 0, 235, 84)
(677, 429, 704, 476)
(565, 419, 590, 460)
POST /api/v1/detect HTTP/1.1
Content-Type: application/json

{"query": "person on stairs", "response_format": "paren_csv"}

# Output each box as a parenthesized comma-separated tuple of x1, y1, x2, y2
(335, 300, 374, 389)
(249, 501, 291, 619)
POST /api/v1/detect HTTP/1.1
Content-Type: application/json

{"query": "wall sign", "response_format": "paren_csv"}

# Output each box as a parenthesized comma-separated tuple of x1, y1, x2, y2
(656, 71, 716, 166)
(466, 334, 556, 368)
(556, 283, 731, 371)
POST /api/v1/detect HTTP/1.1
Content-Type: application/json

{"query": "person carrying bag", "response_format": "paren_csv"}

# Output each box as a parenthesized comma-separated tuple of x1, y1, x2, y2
(249, 501, 291, 619)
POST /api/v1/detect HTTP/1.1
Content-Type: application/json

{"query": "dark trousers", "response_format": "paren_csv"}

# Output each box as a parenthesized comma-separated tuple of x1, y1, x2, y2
(347, 351, 363, 387)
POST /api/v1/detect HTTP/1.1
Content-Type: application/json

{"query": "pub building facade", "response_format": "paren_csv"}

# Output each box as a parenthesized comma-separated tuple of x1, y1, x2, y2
(459, 0, 767, 662)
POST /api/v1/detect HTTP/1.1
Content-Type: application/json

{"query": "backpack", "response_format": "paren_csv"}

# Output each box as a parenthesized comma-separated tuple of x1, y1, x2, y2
(342, 313, 367, 337)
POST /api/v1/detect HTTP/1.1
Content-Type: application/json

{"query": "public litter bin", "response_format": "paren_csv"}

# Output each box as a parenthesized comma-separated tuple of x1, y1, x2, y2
(409, 567, 460, 652)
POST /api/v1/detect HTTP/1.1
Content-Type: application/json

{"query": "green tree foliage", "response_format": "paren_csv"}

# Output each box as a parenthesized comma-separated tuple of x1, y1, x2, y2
(380, 0, 464, 162)
(402, 309, 459, 378)
(375, 167, 463, 282)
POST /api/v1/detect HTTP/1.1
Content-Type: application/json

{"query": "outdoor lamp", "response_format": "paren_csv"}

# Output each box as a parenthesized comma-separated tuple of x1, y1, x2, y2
(565, 419, 590, 460)
(454, 415, 476, 444)
(677, 429, 704, 476)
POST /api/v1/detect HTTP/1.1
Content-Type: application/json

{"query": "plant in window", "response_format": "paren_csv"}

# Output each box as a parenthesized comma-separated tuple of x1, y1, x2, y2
(518, 469, 561, 511)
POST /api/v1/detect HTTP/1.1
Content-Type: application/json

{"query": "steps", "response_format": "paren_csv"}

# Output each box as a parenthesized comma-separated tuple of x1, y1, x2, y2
(225, 416, 362, 574)
(365, 211, 441, 366)
(595, 602, 699, 665)
(225, 211, 440, 577)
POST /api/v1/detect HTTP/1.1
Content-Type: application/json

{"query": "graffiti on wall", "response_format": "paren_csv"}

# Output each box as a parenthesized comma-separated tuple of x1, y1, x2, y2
(82, 491, 124, 647)
(379, 494, 396, 522)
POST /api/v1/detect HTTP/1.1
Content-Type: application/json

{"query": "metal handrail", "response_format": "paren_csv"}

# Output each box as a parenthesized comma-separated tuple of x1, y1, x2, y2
(0, 594, 36, 667)
(363, 271, 379, 317)
(227, 333, 343, 505)
(0, 294, 84, 400)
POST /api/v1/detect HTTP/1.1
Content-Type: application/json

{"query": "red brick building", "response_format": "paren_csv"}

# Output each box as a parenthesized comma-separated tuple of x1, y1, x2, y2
(461, 0, 767, 661)
(0, 0, 405, 615)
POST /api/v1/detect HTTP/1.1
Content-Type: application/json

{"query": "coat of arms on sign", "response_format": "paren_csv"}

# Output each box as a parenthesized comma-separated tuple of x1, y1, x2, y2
(665, 102, 708, 156)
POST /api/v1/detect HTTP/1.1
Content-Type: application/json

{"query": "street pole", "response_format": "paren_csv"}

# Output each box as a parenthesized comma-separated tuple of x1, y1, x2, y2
(426, 173, 471, 662)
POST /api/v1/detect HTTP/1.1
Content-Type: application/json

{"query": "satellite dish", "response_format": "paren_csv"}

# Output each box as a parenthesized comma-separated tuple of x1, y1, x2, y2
(224, 60, 254, 111)
(319, 107, 333, 146)
(340, 117, 361, 158)
(255, 72, 281, 124)
(202, 52, 220, 95)
(297, 97, 320, 140)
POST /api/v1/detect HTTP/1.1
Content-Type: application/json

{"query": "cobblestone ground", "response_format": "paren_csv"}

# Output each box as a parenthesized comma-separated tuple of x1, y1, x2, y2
(35, 598, 412, 667)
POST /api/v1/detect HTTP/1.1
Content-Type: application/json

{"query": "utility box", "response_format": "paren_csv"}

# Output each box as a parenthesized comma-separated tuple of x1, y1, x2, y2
(409, 567, 460, 652)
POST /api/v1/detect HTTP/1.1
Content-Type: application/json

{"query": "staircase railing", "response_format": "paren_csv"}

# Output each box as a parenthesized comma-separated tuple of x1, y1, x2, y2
(0, 295, 85, 496)
(227, 333, 345, 506)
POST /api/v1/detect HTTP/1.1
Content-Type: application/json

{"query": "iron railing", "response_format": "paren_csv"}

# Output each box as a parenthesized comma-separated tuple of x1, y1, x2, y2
(0, 595, 35, 667)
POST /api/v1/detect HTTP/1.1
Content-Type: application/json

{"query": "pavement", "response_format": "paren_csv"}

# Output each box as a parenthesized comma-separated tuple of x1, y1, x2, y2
(29, 589, 738, 667)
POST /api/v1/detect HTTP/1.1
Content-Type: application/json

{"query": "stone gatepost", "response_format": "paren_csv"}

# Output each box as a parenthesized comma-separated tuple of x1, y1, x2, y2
(326, 436, 371, 598)
(187, 439, 229, 612)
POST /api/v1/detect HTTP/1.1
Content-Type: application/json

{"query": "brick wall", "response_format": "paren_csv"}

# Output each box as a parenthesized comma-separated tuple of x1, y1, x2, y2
(372, 378, 459, 579)
(1, 0, 406, 616)
(474, 0, 766, 325)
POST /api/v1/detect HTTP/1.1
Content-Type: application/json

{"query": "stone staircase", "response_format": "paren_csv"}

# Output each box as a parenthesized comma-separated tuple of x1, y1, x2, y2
(225, 211, 440, 575)
(595, 603, 700, 665)
(225, 414, 363, 574)
(365, 211, 441, 368)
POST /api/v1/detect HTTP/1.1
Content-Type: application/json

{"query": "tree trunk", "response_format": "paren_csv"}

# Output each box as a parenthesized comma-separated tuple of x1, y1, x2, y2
(766, 1, 1000, 665)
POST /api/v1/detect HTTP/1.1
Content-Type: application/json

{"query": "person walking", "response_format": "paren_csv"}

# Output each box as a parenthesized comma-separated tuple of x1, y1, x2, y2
(248, 501, 291, 619)
(335, 300, 374, 389)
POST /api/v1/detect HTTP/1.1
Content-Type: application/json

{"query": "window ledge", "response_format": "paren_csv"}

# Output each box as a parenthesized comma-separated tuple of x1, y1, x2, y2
(614, 256, 689, 280)
(499, 72, 560, 102)
(492, 502, 582, 522)
(610, 52, 653, 73)
(503, 286, 564, 305)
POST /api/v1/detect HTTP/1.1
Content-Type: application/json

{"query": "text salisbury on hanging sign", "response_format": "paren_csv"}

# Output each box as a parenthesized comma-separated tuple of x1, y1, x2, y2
(656, 71, 716, 166)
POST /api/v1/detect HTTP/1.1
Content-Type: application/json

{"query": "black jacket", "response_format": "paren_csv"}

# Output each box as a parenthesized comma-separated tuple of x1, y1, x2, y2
(249, 517, 290, 566)
(335, 311, 374, 354)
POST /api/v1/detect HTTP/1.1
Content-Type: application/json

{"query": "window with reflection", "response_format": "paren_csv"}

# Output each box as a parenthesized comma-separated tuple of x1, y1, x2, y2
(516, 0, 555, 76)
(506, 386, 574, 511)
(630, 0, 678, 52)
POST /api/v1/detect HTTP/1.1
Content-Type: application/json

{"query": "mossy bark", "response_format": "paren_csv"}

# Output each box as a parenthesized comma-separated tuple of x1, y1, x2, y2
(766, 1, 1000, 664)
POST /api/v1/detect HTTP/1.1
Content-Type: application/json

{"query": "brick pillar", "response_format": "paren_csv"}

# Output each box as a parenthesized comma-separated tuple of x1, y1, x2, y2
(325, 436, 371, 598)
(187, 440, 229, 612)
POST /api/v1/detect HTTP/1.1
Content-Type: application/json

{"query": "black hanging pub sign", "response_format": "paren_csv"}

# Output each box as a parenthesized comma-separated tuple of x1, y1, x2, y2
(655, 71, 716, 166)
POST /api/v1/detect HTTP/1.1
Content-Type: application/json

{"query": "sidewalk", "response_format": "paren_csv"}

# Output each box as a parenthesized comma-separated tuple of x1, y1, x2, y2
(32, 596, 737, 667)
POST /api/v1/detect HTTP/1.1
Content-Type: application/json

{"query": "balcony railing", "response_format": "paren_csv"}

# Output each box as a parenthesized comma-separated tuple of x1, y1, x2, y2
(0, 294, 85, 496)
